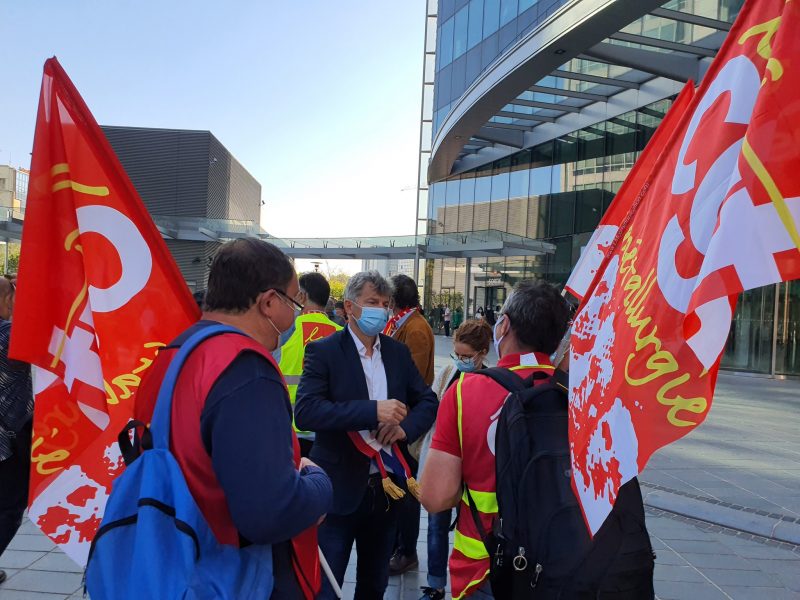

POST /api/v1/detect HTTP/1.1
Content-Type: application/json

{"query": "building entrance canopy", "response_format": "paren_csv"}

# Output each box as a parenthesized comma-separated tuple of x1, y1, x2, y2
(0, 209, 554, 262)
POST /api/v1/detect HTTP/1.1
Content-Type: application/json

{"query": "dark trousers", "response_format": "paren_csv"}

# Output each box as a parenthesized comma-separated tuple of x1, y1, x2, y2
(444, 321, 451, 337)
(318, 475, 399, 600)
(298, 438, 313, 458)
(0, 419, 32, 556)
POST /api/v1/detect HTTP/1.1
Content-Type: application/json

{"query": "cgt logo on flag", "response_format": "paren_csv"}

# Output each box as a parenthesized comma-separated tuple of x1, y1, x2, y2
(10, 58, 198, 564)
(569, 0, 800, 535)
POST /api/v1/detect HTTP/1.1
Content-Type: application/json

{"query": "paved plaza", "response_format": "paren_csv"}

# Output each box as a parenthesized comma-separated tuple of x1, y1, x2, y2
(1, 335, 798, 599)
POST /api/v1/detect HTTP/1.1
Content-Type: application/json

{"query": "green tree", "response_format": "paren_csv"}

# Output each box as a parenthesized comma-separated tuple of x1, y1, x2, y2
(3, 243, 20, 276)
(326, 270, 350, 301)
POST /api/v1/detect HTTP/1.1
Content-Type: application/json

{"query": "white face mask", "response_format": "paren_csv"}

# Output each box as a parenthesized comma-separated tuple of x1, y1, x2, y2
(493, 315, 506, 358)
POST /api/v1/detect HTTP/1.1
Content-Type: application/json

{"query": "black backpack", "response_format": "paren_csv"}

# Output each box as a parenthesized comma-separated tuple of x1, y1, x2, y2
(466, 367, 655, 600)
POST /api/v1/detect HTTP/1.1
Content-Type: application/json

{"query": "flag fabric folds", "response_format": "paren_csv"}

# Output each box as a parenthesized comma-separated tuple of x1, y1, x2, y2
(10, 57, 199, 564)
(568, 0, 800, 535)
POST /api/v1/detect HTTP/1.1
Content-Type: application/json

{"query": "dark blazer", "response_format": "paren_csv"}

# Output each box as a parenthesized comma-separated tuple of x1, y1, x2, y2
(295, 326, 438, 515)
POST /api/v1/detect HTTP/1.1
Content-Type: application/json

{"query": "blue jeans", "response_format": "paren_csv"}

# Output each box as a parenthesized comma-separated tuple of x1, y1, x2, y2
(317, 476, 399, 600)
(426, 509, 452, 590)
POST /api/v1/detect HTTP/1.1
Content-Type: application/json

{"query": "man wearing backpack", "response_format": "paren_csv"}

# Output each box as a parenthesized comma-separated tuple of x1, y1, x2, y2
(421, 281, 654, 599)
(132, 239, 333, 599)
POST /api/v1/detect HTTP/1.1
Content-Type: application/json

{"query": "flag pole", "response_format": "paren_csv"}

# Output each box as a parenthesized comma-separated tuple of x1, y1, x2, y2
(319, 547, 343, 599)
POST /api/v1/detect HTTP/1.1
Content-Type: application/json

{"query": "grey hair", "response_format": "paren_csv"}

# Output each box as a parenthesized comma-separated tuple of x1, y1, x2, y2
(344, 270, 392, 302)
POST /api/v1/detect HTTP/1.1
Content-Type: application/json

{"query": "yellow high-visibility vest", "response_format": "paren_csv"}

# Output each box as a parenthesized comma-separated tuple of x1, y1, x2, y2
(278, 312, 342, 434)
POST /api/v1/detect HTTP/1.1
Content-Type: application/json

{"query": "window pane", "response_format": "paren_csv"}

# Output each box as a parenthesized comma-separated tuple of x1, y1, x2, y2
(550, 192, 575, 236)
(468, 0, 484, 48)
(491, 159, 510, 201)
(530, 166, 552, 197)
(439, 17, 455, 67)
(454, 6, 469, 59)
(509, 150, 531, 198)
(500, 0, 518, 26)
(483, 0, 500, 37)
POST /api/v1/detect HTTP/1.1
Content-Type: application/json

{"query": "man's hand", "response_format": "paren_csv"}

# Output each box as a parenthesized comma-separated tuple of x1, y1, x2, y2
(375, 423, 407, 446)
(376, 399, 408, 426)
(299, 457, 319, 471)
(298, 458, 327, 525)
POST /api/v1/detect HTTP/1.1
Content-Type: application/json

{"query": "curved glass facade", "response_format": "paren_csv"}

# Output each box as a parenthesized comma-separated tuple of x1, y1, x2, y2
(425, 98, 668, 307)
(434, 0, 568, 133)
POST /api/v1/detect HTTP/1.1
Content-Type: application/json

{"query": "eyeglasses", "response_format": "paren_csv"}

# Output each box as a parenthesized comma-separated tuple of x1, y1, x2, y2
(451, 352, 479, 362)
(264, 288, 304, 312)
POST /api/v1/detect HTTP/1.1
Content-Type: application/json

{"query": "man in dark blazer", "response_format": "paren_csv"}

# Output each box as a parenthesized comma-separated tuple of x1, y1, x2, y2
(296, 271, 438, 600)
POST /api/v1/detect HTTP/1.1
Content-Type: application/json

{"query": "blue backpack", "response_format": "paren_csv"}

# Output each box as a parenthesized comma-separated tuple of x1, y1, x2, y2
(85, 324, 274, 599)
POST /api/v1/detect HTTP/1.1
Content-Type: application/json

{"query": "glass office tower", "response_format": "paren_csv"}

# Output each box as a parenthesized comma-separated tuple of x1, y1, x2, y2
(419, 0, 799, 376)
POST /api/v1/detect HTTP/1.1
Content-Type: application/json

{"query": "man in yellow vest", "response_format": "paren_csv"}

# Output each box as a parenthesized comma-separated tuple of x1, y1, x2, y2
(279, 272, 343, 456)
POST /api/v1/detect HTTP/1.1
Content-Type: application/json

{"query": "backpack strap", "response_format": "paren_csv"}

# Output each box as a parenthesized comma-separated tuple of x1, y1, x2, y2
(464, 485, 493, 556)
(118, 420, 152, 466)
(475, 367, 529, 392)
(149, 324, 242, 450)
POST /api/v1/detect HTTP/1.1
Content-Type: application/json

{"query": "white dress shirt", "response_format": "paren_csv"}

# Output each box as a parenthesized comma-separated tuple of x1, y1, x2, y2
(348, 327, 391, 474)
(348, 327, 388, 402)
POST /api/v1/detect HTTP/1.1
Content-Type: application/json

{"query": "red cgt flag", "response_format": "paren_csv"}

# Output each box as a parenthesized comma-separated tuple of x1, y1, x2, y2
(10, 57, 199, 564)
(569, 0, 800, 535)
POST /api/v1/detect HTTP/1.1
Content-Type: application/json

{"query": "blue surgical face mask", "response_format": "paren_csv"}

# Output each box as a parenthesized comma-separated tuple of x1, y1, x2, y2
(278, 313, 298, 346)
(493, 315, 506, 358)
(354, 304, 389, 336)
(454, 356, 478, 373)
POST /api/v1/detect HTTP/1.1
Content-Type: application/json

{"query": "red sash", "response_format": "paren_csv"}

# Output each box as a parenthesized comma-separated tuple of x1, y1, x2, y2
(383, 307, 416, 337)
(347, 430, 420, 501)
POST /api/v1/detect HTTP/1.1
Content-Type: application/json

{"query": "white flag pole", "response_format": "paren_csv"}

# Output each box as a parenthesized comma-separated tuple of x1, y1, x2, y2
(319, 547, 343, 599)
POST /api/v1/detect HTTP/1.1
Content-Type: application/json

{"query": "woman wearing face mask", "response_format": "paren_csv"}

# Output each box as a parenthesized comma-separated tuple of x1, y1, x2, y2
(416, 319, 492, 600)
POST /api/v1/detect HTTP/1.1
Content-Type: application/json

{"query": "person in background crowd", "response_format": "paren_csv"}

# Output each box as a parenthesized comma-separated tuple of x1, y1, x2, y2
(420, 281, 569, 599)
(135, 239, 333, 599)
(476, 306, 484, 320)
(484, 305, 496, 326)
(452, 305, 463, 332)
(443, 306, 452, 337)
(417, 319, 492, 600)
(295, 271, 437, 599)
(325, 297, 336, 321)
(384, 274, 435, 576)
(192, 289, 206, 310)
(0, 277, 32, 587)
(279, 272, 343, 457)
(333, 301, 347, 327)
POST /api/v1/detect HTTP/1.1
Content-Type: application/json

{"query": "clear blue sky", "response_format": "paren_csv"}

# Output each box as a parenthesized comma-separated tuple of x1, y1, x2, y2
(4, 2, 425, 272)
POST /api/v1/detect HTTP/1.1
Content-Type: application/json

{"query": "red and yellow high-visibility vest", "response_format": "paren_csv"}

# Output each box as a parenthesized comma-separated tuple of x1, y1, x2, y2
(450, 354, 554, 599)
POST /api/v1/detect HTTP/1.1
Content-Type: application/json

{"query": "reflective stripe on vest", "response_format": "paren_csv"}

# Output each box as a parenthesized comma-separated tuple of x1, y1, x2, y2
(451, 363, 554, 599)
(453, 529, 489, 560)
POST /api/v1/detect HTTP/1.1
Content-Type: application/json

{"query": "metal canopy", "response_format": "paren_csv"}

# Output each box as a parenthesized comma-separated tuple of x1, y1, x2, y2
(269, 230, 555, 260)
(429, 0, 737, 183)
(0, 209, 555, 261)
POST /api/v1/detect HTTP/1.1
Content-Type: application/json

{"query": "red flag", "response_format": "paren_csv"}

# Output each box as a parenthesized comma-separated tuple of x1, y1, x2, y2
(569, 0, 800, 535)
(10, 58, 199, 563)
(565, 83, 695, 301)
